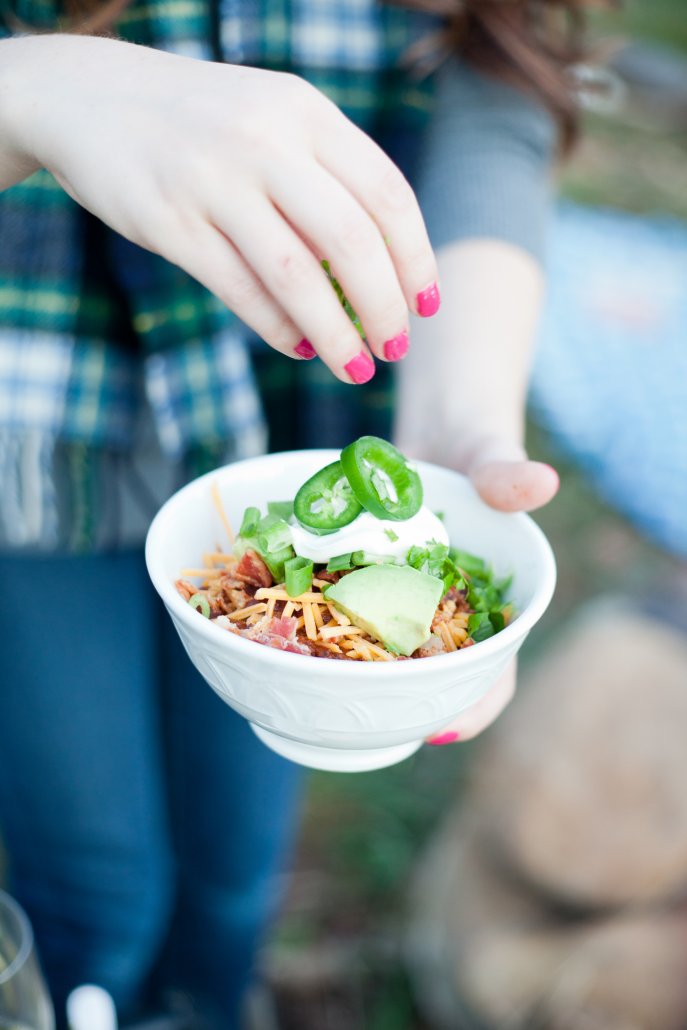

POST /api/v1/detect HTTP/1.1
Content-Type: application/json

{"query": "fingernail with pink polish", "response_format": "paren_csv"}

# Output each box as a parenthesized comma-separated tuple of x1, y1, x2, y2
(428, 731, 459, 746)
(294, 339, 316, 360)
(345, 350, 375, 384)
(417, 282, 441, 317)
(383, 329, 409, 362)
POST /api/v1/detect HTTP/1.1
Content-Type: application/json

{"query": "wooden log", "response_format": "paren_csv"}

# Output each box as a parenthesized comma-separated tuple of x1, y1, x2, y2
(469, 606, 687, 907)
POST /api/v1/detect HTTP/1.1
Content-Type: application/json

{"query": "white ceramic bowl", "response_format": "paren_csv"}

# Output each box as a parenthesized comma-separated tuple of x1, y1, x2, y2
(146, 450, 556, 772)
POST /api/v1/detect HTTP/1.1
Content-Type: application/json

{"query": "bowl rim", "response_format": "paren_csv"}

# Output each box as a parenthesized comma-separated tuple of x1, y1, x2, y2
(145, 449, 556, 676)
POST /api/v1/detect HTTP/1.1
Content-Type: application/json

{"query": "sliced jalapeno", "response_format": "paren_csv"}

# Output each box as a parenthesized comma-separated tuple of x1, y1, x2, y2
(293, 460, 363, 535)
(340, 436, 422, 521)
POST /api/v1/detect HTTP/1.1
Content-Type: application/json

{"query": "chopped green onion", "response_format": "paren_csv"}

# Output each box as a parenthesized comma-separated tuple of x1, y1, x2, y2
(268, 500, 294, 521)
(258, 514, 292, 553)
(239, 506, 261, 537)
(188, 593, 211, 618)
(284, 556, 314, 598)
(327, 552, 353, 572)
(351, 550, 396, 566)
(384, 528, 399, 542)
(261, 546, 294, 585)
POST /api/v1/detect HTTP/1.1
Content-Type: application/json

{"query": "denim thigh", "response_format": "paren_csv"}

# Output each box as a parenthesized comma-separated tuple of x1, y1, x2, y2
(156, 612, 304, 1025)
(0, 549, 304, 1029)
(0, 551, 175, 1023)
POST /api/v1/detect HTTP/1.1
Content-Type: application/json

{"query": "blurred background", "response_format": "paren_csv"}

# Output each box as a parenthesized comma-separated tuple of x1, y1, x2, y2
(1, 3, 685, 1028)
(250, 1, 687, 1027)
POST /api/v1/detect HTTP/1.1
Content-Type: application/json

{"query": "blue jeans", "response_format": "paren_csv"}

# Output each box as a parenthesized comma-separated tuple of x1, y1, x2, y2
(0, 551, 303, 1028)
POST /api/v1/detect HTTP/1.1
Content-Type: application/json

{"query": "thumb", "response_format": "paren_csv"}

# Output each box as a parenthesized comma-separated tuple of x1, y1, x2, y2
(465, 438, 559, 513)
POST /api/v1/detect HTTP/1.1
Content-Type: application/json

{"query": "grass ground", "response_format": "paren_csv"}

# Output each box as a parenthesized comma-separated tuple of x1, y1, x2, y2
(266, 3, 687, 1026)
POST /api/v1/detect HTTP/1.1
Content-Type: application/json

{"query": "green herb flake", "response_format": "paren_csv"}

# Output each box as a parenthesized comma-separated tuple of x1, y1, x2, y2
(327, 552, 353, 572)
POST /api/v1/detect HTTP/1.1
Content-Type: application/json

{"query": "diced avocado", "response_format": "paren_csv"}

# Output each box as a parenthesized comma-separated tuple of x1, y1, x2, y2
(325, 565, 443, 657)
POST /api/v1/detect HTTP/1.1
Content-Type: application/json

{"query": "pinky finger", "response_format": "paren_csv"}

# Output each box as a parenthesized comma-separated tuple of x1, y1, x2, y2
(166, 222, 316, 361)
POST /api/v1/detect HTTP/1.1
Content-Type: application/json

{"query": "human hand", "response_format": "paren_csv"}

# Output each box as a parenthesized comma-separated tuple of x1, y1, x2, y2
(394, 238, 560, 745)
(403, 437, 558, 746)
(0, 34, 439, 383)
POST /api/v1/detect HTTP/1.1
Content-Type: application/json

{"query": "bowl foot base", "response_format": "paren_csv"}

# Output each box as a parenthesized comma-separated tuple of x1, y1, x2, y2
(250, 724, 423, 772)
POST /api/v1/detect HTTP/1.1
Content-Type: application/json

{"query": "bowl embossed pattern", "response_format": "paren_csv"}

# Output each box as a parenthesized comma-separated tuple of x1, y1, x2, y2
(146, 451, 556, 772)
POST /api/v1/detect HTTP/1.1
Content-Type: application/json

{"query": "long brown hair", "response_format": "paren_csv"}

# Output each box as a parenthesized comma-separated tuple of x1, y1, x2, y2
(59, 0, 131, 33)
(395, 0, 613, 151)
(54, 0, 606, 148)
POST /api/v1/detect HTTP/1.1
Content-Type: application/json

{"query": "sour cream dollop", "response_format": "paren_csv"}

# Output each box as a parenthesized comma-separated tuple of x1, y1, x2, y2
(289, 506, 448, 564)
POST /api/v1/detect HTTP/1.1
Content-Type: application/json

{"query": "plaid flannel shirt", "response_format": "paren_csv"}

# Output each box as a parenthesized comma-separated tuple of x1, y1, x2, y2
(0, 0, 437, 548)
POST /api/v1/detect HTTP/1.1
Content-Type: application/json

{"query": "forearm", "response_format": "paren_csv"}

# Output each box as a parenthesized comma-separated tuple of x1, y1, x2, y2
(396, 57, 554, 462)
(395, 237, 545, 463)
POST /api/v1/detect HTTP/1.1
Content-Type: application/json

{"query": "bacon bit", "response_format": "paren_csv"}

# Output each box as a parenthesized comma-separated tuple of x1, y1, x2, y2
(258, 633, 312, 656)
(219, 574, 247, 593)
(227, 587, 252, 611)
(269, 616, 298, 640)
(315, 570, 341, 584)
(278, 640, 314, 655)
(235, 550, 273, 588)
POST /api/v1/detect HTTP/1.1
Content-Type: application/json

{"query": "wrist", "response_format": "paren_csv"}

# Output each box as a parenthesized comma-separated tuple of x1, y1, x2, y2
(0, 34, 151, 185)
(0, 34, 92, 180)
(0, 36, 49, 184)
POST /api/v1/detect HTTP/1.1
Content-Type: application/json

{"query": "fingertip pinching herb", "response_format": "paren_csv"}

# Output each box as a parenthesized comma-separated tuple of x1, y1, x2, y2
(322, 260, 365, 339)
